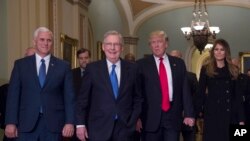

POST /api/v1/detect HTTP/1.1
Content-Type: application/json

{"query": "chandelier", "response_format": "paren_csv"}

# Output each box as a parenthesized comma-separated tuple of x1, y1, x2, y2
(181, 0, 220, 54)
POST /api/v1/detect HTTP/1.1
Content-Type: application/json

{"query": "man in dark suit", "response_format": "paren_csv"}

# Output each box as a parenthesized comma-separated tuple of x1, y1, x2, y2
(5, 27, 75, 141)
(76, 30, 142, 141)
(137, 30, 195, 141)
(232, 58, 250, 124)
(72, 48, 91, 95)
(71, 48, 91, 141)
(170, 50, 198, 141)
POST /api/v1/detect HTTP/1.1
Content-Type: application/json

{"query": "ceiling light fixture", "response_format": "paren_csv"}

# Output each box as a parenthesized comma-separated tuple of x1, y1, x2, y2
(181, 0, 220, 54)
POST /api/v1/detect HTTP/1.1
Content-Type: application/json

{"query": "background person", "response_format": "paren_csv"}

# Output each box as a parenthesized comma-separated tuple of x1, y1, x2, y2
(124, 53, 135, 63)
(72, 48, 91, 96)
(24, 47, 36, 57)
(231, 58, 250, 125)
(169, 50, 198, 141)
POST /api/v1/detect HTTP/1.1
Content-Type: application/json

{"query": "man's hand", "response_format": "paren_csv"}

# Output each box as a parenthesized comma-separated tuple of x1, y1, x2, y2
(183, 117, 195, 127)
(5, 124, 18, 138)
(136, 119, 143, 133)
(62, 124, 74, 137)
(76, 126, 88, 141)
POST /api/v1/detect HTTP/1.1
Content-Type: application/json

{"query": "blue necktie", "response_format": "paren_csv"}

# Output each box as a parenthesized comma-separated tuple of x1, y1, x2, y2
(39, 59, 46, 87)
(110, 64, 118, 99)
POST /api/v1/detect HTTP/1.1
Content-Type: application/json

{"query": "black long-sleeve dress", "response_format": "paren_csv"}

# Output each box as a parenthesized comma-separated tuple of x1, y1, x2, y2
(195, 66, 245, 141)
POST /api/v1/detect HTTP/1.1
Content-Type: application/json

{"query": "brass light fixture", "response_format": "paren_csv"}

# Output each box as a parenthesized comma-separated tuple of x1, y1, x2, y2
(181, 0, 220, 54)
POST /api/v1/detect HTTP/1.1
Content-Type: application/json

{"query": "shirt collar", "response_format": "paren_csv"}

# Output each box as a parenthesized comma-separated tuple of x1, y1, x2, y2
(153, 53, 168, 61)
(35, 53, 51, 62)
(106, 59, 121, 68)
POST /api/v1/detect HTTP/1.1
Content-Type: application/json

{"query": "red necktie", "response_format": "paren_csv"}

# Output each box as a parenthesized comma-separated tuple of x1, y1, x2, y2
(159, 57, 170, 111)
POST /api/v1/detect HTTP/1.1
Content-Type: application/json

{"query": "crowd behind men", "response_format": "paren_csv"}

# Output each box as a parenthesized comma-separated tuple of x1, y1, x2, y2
(0, 27, 250, 141)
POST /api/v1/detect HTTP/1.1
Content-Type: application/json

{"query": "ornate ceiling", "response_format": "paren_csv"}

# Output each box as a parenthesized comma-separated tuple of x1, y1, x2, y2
(116, 0, 250, 35)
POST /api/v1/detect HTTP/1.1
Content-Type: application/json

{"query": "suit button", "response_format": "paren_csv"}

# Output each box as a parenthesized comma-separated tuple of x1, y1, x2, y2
(226, 109, 230, 112)
(227, 99, 230, 103)
(226, 90, 230, 93)
(217, 100, 220, 103)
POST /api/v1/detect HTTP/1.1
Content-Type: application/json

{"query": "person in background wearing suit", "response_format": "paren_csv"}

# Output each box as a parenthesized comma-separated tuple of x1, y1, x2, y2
(232, 58, 250, 124)
(70, 48, 91, 141)
(5, 27, 75, 141)
(195, 39, 245, 141)
(169, 50, 198, 141)
(124, 53, 135, 63)
(72, 48, 91, 96)
(137, 30, 195, 141)
(76, 30, 142, 141)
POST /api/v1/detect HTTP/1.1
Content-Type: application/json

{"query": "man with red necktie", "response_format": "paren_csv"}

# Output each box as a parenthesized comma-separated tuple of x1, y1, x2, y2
(137, 30, 195, 141)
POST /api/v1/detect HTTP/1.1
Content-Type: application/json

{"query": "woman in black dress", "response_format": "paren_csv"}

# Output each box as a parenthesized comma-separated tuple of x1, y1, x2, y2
(195, 39, 245, 141)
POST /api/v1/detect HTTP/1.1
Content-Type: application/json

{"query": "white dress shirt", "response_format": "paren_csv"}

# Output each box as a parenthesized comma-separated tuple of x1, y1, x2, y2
(153, 54, 173, 101)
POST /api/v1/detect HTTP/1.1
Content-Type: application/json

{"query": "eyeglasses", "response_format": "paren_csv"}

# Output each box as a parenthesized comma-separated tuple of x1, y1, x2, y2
(104, 42, 121, 48)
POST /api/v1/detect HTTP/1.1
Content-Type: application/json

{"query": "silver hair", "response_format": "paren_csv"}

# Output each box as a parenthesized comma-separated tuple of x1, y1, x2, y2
(103, 30, 124, 45)
(33, 27, 53, 40)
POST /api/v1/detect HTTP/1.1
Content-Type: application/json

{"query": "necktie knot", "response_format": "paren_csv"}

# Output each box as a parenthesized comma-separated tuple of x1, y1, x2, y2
(112, 64, 116, 70)
(41, 59, 45, 63)
(159, 57, 164, 61)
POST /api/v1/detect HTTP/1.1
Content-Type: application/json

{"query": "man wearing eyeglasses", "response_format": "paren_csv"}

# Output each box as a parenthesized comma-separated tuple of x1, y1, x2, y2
(76, 30, 142, 141)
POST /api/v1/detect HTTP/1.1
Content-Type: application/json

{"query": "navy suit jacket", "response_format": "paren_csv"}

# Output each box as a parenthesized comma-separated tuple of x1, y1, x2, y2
(76, 59, 142, 140)
(137, 54, 194, 132)
(5, 55, 75, 132)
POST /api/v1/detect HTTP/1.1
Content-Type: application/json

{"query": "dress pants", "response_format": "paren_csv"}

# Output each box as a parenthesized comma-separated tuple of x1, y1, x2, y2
(16, 114, 62, 141)
(88, 119, 134, 141)
(142, 111, 180, 141)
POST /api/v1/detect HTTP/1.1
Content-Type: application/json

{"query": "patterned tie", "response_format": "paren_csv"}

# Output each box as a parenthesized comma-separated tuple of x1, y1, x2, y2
(39, 59, 46, 87)
(110, 64, 118, 99)
(159, 57, 170, 111)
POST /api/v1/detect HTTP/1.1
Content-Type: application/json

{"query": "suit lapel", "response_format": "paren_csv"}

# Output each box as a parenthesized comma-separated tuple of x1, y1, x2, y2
(148, 55, 162, 92)
(29, 55, 41, 88)
(117, 60, 128, 99)
(43, 56, 56, 88)
(168, 55, 177, 100)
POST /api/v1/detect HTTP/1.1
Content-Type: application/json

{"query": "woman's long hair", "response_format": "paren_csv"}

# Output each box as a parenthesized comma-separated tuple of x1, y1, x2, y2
(204, 39, 239, 79)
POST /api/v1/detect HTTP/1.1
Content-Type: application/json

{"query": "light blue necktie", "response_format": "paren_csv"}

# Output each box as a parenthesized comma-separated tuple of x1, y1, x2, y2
(110, 64, 118, 99)
(39, 59, 46, 87)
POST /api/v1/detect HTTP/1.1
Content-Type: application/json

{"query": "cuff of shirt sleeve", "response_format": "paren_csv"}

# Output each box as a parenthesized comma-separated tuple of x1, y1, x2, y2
(76, 125, 86, 128)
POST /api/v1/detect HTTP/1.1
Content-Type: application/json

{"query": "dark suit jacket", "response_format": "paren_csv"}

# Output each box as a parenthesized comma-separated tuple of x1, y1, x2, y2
(76, 59, 142, 140)
(187, 72, 198, 97)
(72, 67, 83, 95)
(5, 55, 75, 133)
(137, 55, 194, 132)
